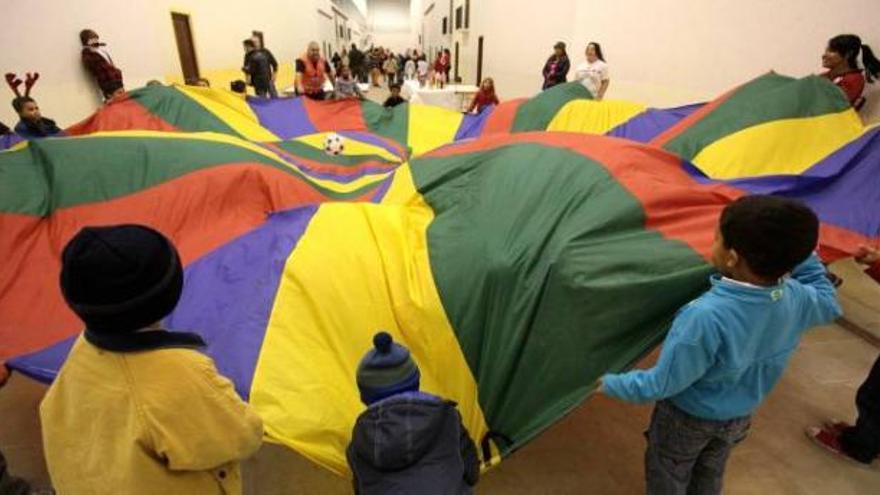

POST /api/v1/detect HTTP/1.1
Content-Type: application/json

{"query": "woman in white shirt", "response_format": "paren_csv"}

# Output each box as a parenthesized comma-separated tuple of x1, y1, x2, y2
(574, 42, 610, 100)
(417, 56, 430, 86)
(404, 55, 417, 80)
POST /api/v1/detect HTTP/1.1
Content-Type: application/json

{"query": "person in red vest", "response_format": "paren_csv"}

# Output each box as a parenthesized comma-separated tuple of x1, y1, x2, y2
(820, 34, 880, 108)
(806, 245, 880, 466)
(296, 41, 333, 101)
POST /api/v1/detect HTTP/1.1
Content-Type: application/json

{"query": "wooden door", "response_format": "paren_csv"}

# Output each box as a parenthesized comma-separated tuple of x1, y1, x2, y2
(476, 36, 484, 86)
(171, 13, 199, 83)
(454, 42, 460, 82)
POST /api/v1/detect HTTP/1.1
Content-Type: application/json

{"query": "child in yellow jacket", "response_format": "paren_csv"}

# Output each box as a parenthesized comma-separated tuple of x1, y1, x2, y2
(40, 225, 264, 494)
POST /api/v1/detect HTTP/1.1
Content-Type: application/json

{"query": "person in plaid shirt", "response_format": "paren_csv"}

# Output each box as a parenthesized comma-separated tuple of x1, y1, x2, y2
(79, 29, 125, 100)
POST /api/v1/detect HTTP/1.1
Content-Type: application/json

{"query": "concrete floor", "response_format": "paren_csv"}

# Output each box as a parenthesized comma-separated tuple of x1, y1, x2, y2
(4, 323, 878, 494)
(364, 84, 393, 106)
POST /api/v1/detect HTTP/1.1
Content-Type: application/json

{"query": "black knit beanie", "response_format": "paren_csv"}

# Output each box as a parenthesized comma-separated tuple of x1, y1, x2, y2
(60, 225, 183, 334)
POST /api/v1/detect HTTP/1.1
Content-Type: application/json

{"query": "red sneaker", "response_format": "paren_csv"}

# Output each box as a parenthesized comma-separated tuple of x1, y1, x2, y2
(822, 419, 852, 434)
(805, 425, 879, 469)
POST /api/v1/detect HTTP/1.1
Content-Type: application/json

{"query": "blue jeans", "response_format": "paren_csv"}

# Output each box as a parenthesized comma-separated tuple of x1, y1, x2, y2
(645, 400, 750, 495)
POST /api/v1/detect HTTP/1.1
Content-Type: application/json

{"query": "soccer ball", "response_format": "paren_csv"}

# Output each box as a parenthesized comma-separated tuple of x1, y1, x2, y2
(323, 133, 345, 156)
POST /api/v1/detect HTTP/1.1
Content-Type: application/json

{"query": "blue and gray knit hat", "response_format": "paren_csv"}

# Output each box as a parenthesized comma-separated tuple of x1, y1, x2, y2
(356, 331, 421, 405)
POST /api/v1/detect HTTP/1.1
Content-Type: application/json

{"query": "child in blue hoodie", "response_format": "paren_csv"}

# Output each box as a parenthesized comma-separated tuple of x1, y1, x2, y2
(600, 195, 842, 495)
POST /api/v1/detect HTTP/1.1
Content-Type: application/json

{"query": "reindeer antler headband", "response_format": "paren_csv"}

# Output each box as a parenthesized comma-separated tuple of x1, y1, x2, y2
(5, 72, 40, 98)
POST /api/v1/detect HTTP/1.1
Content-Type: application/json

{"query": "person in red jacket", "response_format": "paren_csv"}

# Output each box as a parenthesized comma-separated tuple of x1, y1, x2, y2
(466, 78, 499, 114)
(432, 50, 450, 86)
(79, 29, 125, 101)
(806, 245, 880, 466)
(820, 34, 880, 108)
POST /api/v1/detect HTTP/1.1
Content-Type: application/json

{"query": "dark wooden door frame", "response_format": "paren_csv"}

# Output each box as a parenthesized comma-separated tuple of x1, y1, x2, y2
(171, 12, 200, 83)
(476, 36, 484, 86)
(454, 42, 460, 82)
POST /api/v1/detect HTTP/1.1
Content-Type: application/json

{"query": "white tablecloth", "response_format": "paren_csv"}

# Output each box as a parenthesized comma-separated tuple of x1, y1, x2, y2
(400, 79, 421, 100)
(403, 82, 480, 111)
(282, 81, 367, 97)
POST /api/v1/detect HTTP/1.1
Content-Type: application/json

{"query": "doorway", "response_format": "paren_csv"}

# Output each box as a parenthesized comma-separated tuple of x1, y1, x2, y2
(171, 13, 199, 83)
(454, 42, 460, 83)
(476, 36, 484, 86)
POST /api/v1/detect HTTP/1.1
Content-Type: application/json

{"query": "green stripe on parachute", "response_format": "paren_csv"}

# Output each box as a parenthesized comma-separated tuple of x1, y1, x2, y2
(275, 140, 400, 167)
(0, 135, 376, 216)
(130, 86, 242, 137)
(361, 101, 410, 150)
(663, 73, 851, 160)
(412, 143, 712, 453)
(511, 82, 593, 132)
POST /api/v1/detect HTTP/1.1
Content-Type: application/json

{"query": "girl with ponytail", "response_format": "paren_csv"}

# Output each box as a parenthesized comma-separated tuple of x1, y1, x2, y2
(821, 34, 880, 107)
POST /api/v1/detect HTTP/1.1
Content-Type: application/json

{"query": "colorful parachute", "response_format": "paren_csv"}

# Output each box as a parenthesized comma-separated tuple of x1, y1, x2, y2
(1, 73, 877, 474)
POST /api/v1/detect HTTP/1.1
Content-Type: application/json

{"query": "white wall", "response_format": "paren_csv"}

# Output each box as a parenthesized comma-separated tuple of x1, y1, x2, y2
(452, 0, 575, 97)
(443, 0, 880, 122)
(1, 0, 326, 127)
(371, 32, 419, 54)
(571, 0, 880, 121)
(349, 0, 368, 17)
(422, 1, 452, 61)
(330, 0, 368, 50)
(368, 0, 419, 52)
(318, 11, 339, 57)
(4, 0, 876, 126)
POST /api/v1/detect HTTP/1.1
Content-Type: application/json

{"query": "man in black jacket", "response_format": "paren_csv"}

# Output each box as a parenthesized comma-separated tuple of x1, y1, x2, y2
(347, 332, 480, 494)
(242, 36, 279, 98)
(348, 43, 366, 83)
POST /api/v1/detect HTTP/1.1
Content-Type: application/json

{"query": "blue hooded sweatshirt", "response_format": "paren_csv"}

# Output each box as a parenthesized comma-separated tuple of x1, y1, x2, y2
(602, 254, 842, 420)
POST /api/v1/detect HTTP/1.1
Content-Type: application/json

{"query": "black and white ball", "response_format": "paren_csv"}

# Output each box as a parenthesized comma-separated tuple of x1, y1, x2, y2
(323, 133, 345, 156)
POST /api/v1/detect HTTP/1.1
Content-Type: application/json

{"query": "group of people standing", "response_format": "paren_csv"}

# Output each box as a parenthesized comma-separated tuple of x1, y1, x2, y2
(330, 46, 440, 89)
(542, 40, 610, 99)
(241, 40, 440, 103)
(0, 28, 122, 145)
(542, 34, 880, 107)
(241, 38, 335, 101)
